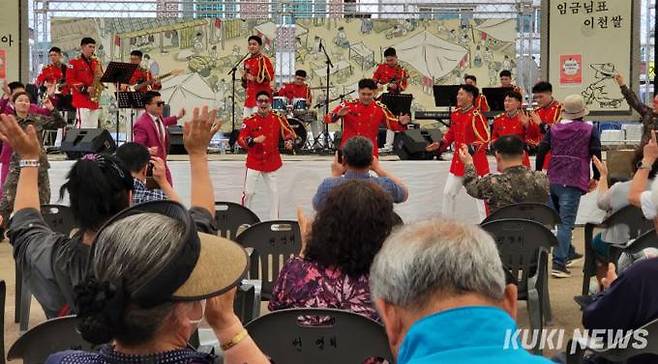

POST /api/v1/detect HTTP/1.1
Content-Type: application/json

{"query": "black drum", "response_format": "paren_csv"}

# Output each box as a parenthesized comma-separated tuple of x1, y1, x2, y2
(280, 117, 307, 152)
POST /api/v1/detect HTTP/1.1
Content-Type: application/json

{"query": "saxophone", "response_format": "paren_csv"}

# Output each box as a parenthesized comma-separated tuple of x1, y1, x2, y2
(90, 55, 104, 103)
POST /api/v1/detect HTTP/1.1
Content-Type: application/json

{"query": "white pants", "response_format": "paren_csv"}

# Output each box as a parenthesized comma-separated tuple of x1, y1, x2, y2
(76, 108, 100, 129)
(243, 106, 258, 118)
(384, 129, 395, 149)
(442, 173, 487, 221)
(242, 168, 279, 220)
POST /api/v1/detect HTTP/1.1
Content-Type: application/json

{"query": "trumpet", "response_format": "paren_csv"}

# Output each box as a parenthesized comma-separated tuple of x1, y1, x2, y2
(90, 55, 104, 103)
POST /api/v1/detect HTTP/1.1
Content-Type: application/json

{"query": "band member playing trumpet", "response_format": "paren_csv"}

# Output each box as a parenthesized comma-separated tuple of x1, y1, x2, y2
(242, 35, 274, 118)
(66, 37, 102, 128)
(372, 47, 408, 95)
(277, 69, 312, 104)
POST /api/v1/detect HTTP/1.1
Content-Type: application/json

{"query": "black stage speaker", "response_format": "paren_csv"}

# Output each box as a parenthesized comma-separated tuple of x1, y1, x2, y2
(61, 128, 116, 160)
(393, 128, 442, 160)
(167, 125, 186, 155)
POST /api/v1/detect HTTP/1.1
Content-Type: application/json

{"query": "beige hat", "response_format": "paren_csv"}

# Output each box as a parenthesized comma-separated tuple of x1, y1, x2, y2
(561, 94, 589, 120)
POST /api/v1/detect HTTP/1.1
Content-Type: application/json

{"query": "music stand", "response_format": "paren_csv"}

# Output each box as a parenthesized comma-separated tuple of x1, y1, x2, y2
(380, 93, 413, 116)
(101, 62, 138, 143)
(116, 91, 145, 140)
(432, 85, 460, 108)
(482, 87, 509, 112)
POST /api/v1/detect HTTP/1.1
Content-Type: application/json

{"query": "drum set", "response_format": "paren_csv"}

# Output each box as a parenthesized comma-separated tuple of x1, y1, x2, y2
(272, 96, 319, 151)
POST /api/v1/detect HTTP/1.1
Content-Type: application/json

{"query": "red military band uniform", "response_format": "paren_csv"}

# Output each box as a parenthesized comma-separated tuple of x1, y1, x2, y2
(443, 106, 491, 177)
(531, 99, 562, 169)
(129, 67, 160, 92)
(244, 53, 275, 108)
(66, 55, 100, 110)
(372, 63, 408, 93)
(36, 64, 69, 95)
(492, 112, 540, 168)
(277, 82, 312, 103)
(238, 111, 296, 173)
(325, 99, 406, 157)
(475, 94, 489, 112)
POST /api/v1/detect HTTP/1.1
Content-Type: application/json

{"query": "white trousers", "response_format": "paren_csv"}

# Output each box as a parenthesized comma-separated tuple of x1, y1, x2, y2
(442, 172, 486, 221)
(384, 129, 395, 149)
(242, 168, 279, 220)
(243, 106, 258, 118)
(76, 108, 100, 129)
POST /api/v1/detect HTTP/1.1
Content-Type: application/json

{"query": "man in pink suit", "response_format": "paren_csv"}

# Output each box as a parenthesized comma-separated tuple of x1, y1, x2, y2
(133, 91, 185, 185)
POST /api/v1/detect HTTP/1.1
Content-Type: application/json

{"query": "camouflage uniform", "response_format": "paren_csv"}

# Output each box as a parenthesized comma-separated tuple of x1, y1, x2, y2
(0, 110, 66, 224)
(463, 163, 550, 213)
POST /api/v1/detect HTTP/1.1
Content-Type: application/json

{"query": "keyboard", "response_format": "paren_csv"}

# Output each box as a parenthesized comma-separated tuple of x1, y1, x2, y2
(415, 110, 498, 120)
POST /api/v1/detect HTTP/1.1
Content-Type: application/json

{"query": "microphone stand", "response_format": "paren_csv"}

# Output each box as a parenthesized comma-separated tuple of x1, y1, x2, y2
(227, 52, 250, 152)
(318, 40, 334, 152)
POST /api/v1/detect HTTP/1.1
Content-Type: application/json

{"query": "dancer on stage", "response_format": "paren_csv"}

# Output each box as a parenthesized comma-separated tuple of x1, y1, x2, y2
(277, 69, 312, 104)
(242, 35, 274, 118)
(238, 91, 296, 220)
(0, 91, 66, 225)
(66, 37, 102, 128)
(491, 90, 539, 168)
(324, 78, 410, 156)
(426, 84, 491, 219)
(133, 91, 185, 186)
(464, 74, 489, 112)
(372, 47, 408, 95)
(529, 81, 561, 169)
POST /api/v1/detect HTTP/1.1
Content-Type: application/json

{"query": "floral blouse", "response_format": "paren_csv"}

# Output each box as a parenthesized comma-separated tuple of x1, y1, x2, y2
(268, 256, 380, 322)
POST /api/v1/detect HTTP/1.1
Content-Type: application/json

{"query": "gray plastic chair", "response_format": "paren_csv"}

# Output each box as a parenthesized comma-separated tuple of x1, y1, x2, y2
(481, 202, 561, 228)
(214, 201, 261, 240)
(235, 220, 301, 300)
(7, 316, 97, 364)
(582, 205, 653, 295)
(245, 308, 393, 364)
(622, 229, 658, 257)
(566, 318, 658, 363)
(481, 218, 557, 354)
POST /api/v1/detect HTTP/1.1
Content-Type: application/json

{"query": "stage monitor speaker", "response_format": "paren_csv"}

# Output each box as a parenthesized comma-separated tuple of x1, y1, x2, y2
(61, 128, 116, 160)
(423, 128, 443, 144)
(167, 125, 186, 155)
(394, 129, 435, 160)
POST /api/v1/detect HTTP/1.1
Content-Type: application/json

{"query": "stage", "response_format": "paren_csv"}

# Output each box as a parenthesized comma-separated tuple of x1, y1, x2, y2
(44, 154, 607, 225)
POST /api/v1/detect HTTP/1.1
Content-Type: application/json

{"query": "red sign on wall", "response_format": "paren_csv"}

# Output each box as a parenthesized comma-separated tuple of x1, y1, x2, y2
(560, 54, 583, 85)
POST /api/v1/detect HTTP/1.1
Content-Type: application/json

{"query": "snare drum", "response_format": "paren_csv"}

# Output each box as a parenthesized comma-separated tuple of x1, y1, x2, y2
(292, 98, 308, 111)
(272, 96, 289, 111)
(279, 117, 308, 151)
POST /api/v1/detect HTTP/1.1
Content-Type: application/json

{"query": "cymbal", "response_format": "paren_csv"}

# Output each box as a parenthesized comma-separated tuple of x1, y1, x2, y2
(310, 85, 336, 90)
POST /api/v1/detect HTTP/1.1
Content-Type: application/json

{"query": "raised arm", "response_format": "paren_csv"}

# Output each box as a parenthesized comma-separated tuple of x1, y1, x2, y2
(614, 73, 650, 116)
(183, 107, 221, 217)
(629, 131, 658, 207)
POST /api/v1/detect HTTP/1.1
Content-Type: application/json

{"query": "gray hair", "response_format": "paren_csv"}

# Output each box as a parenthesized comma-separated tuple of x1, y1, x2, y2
(342, 136, 374, 168)
(91, 213, 187, 345)
(369, 218, 506, 309)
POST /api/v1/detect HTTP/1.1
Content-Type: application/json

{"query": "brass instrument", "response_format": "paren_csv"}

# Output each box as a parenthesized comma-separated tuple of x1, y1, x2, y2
(90, 55, 104, 103)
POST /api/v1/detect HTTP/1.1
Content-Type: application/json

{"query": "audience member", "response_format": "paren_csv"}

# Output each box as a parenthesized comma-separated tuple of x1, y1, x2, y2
(312, 136, 408, 210)
(463, 135, 549, 214)
(0, 91, 66, 225)
(582, 258, 658, 364)
(614, 73, 657, 145)
(369, 219, 552, 363)
(270, 180, 396, 321)
(115, 142, 180, 204)
(629, 131, 658, 226)
(536, 94, 601, 278)
(46, 199, 268, 364)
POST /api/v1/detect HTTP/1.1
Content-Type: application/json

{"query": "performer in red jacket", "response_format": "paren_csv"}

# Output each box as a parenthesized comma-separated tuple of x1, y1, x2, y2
(238, 91, 296, 220)
(491, 90, 540, 168)
(242, 35, 274, 118)
(133, 91, 185, 185)
(426, 84, 491, 220)
(324, 78, 410, 156)
(464, 74, 489, 112)
(530, 81, 562, 170)
(66, 37, 102, 128)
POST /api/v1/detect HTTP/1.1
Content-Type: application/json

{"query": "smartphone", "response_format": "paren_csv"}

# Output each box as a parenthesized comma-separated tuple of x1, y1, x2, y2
(146, 162, 154, 177)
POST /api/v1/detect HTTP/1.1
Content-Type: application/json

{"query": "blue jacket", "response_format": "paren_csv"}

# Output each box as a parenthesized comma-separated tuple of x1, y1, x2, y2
(398, 306, 553, 364)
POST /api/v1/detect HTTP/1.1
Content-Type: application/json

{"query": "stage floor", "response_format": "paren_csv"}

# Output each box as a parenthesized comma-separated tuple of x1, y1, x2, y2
(45, 154, 606, 225)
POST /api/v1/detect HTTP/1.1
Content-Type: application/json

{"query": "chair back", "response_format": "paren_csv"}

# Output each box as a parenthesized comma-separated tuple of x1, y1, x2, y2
(482, 203, 561, 228)
(623, 229, 658, 256)
(599, 205, 654, 243)
(246, 308, 393, 364)
(481, 219, 557, 296)
(40, 204, 77, 236)
(7, 316, 97, 364)
(214, 201, 261, 239)
(236, 220, 302, 300)
(590, 317, 658, 361)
